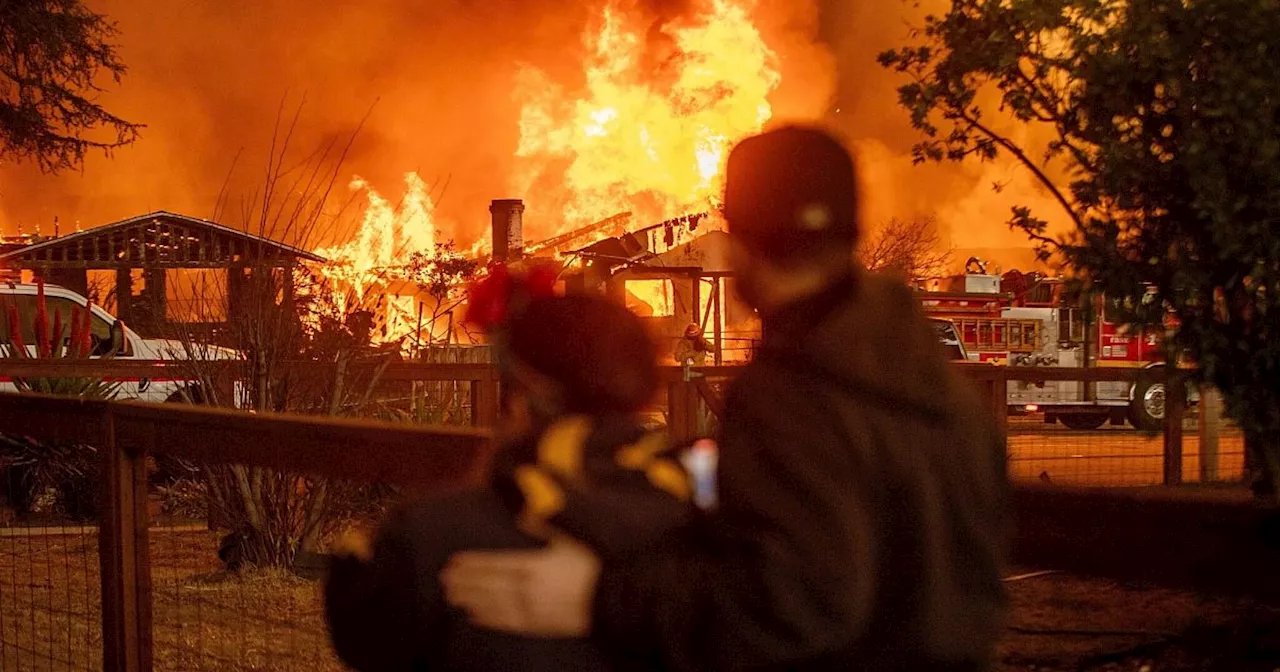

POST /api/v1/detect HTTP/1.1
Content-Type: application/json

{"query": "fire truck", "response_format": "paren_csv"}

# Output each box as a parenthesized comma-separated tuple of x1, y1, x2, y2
(916, 261, 1180, 431)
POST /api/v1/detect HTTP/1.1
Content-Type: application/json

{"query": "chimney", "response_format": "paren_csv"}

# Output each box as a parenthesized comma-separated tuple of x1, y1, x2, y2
(489, 199, 525, 262)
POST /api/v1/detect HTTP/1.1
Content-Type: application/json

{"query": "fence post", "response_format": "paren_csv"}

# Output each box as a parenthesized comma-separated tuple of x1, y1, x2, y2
(471, 378, 499, 428)
(99, 411, 154, 672)
(1198, 385, 1222, 483)
(667, 381, 697, 444)
(1163, 370, 1186, 486)
(989, 368, 1008, 433)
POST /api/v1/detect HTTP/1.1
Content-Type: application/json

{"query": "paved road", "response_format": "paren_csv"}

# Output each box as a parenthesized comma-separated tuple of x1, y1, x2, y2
(1006, 416, 1245, 487)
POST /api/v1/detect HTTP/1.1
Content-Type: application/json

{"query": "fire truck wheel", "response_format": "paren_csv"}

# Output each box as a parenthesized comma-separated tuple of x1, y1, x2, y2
(1060, 413, 1108, 431)
(1128, 377, 1166, 432)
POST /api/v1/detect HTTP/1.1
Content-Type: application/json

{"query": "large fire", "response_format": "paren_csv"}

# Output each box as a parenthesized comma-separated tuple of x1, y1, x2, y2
(312, 0, 782, 344)
(310, 174, 448, 344)
(314, 173, 438, 312)
(513, 0, 780, 231)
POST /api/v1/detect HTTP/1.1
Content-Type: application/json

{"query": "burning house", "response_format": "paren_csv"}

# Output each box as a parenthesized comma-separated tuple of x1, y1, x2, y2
(554, 213, 758, 364)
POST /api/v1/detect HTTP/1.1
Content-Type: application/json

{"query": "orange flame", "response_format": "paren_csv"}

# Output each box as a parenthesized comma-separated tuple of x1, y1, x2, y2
(311, 173, 445, 342)
(314, 173, 437, 308)
(315, 0, 784, 335)
(514, 0, 780, 234)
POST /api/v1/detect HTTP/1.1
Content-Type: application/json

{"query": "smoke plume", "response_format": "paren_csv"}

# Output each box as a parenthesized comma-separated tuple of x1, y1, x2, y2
(0, 0, 1058, 268)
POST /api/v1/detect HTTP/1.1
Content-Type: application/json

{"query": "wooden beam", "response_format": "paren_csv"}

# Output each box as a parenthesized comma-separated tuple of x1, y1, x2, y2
(0, 361, 1155, 390)
(113, 402, 493, 489)
(0, 394, 110, 444)
(116, 268, 133, 324)
(470, 379, 499, 428)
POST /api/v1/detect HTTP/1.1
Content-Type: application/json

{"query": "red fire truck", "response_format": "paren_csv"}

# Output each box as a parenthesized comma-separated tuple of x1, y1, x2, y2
(916, 263, 1179, 430)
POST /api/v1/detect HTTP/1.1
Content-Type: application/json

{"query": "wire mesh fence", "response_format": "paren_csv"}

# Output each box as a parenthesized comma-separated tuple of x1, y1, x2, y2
(0, 434, 103, 672)
(144, 463, 401, 671)
(664, 364, 1248, 489)
(1005, 411, 1246, 487)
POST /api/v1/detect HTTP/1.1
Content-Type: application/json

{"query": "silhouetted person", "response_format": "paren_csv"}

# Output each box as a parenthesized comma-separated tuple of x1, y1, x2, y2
(443, 127, 1011, 671)
(325, 274, 691, 671)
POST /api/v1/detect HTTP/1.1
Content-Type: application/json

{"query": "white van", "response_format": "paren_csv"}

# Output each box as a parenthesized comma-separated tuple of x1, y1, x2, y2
(0, 282, 238, 402)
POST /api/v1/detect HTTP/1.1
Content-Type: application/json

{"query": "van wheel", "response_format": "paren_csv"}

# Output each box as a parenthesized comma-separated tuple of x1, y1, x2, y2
(1060, 413, 1107, 431)
(1128, 374, 1166, 432)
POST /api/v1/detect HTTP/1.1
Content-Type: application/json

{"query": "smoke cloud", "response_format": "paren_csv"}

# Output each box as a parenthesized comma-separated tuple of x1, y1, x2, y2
(817, 0, 1069, 268)
(0, 0, 1060, 268)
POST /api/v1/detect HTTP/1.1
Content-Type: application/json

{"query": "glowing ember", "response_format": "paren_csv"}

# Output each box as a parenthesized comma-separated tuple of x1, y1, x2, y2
(513, 0, 781, 235)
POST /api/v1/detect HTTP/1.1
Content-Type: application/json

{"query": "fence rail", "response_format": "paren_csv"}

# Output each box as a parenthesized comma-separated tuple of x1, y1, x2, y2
(0, 360, 1269, 671)
(0, 359, 1236, 488)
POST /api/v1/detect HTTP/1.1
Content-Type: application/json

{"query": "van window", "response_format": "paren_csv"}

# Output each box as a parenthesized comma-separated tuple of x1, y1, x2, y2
(0, 294, 114, 355)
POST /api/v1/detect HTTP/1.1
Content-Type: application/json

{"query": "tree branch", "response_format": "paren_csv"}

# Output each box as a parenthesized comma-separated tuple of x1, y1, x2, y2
(955, 106, 1084, 232)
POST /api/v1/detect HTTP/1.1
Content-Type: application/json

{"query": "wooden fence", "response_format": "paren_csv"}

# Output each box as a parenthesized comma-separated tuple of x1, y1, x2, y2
(0, 360, 1274, 671)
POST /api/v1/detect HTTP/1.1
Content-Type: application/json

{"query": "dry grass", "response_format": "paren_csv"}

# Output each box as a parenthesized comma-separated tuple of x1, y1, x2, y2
(0, 528, 345, 672)
(2, 527, 1277, 671)
(0, 527, 101, 672)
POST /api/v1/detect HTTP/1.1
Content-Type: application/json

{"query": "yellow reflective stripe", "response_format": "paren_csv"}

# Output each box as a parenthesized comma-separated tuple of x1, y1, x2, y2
(615, 431, 690, 502)
(645, 459, 691, 501)
(614, 432, 668, 470)
(537, 416, 592, 477)
(514, 465, 564, 535)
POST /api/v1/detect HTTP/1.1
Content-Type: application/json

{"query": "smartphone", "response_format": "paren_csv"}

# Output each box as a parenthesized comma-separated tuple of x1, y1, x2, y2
(680, 438, 718, 510)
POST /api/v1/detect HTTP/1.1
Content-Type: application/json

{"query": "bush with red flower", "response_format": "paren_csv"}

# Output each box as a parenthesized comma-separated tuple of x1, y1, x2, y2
(0, 281, 117, 521)
(0, 280, 120, 397)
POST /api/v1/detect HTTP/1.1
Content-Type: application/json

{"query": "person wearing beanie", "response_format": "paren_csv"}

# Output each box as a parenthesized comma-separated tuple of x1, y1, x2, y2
(324, 267, 695, 672)
(443, 127, 1010, 671)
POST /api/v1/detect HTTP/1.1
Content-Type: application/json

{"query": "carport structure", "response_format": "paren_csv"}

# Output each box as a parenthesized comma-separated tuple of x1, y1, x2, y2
(0, 211, 324, 344)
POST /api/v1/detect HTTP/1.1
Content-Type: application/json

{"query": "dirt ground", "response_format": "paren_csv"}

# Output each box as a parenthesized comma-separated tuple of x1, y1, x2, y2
(1000, 570, 1280, 671)
(1, 529, 1278, 671)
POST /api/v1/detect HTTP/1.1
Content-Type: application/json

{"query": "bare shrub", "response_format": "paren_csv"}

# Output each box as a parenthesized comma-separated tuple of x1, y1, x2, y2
(859, 216, 953, 281)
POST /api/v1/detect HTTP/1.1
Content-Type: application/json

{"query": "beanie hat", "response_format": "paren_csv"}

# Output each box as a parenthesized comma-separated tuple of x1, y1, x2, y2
(723, 126, 859, 263)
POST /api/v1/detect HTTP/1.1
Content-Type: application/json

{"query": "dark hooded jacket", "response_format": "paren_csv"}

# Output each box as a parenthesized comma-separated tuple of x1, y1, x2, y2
(325, 415, 692, 672)
(592, 270, 1011, 671)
